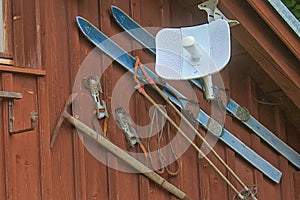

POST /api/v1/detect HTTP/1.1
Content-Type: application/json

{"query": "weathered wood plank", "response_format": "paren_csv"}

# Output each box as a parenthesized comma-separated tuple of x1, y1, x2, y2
(99, 0, 122, 200)
(257, 90, 282, 200)
(2, 72, 17, 199)
(12, 0, 25, 66)
(247, 0, 300, 60)
(0, 65, 46, 76)
(274, 107, 293, 200)
(41, 0, 75, 199)
(13, 74, 41, 200)
(68, 0, 88, 200)
(220, 0, 300, 109)
(248, 77, 264, 199)
(0, 75, 5, 199)
(0, 91, 22, 99)
(294, 172, 300, 200)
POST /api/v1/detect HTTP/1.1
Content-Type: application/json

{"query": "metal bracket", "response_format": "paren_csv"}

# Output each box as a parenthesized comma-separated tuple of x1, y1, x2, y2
(233, 184, 257, 200)
(198, 0, 240, 27)
(84, 76, 109, 119)
(236, 106, 250, 122)
(115, 107, 140, 147)
(207, 117, 223, 137)
(0, 91, 38, 134)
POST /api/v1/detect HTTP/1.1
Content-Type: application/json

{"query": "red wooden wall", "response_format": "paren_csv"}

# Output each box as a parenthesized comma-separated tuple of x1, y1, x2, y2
(0, 0, 299, 199)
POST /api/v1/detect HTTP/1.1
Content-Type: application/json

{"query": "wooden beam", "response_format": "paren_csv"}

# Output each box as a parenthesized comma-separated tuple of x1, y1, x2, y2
(0, 91, 22, 99)
(247, 0, 300, 60)
(220, 0, 300, 109)
(0, 65, 46, 75)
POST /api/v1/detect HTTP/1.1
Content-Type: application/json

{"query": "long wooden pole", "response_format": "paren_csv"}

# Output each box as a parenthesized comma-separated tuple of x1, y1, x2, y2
(135, 86, 242, 196)
(134, 57, 256, 199)
(62, 111, 192, 200)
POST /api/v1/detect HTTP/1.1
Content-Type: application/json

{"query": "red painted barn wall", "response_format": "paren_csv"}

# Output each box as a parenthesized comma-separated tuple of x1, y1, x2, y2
(0, 0, 298, 199)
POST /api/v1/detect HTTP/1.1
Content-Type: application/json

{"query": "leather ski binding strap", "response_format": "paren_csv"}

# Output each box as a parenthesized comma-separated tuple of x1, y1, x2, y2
(84, 76, 109, 120)
(115, 107, 147, 156)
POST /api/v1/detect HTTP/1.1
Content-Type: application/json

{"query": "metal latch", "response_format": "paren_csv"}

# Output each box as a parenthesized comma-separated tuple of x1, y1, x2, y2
(115, 107, 147, 156)
(84, 76, 108, 119)
(115, 107, 140, 147)
(0, 91, 38, 134)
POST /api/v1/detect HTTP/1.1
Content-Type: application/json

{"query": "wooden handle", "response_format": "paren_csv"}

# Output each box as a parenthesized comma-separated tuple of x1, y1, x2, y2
(63, 111, 191, 200)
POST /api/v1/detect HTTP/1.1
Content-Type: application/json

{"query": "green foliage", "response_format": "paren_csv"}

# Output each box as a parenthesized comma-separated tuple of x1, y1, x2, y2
(292, 4, 300, 19)
(282, 0, 300, 20)
(282, 0, 296, 8)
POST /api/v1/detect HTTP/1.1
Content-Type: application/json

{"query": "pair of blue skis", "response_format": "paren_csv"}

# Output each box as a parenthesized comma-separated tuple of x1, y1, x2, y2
(110, 6, 300, 169)
(76, 7, 296, 183)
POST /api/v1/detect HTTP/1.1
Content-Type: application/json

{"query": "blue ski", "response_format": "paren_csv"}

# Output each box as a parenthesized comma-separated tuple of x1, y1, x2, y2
(76, 16, 282, 183)
(111, 5, 300, 170)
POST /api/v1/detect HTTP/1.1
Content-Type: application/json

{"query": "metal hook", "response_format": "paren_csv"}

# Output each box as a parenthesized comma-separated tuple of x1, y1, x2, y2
(0, 91, 38, 135)
(8, 99, 38, 134)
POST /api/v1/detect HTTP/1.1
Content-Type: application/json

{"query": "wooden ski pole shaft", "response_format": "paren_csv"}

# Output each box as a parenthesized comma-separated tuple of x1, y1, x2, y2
(135, 85, 242, 197)
(134, 57, 252, 199)
(153, 84, 257, 199)
(153, 83, 257, 199)
(155, 85, 244, 174)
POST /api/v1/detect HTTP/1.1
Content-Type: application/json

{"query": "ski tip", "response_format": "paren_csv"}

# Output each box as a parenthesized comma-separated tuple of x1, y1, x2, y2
(110, 5, 118, 11)
(75, 16, 85, 24)
(75, 16, 94, 37)
(76, 16, 91, 33)
(110, 5, 122, 17)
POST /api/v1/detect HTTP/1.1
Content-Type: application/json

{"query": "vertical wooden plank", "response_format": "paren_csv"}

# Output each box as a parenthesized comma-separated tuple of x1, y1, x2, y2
(99, 1, 122, 199)
(286, 123, 300, 157)
(0, 75, 5, 199)
(13, 74, 41, 200)
(129, 1, 152, 199)
(274, 107, 292, 200)
(110, 1, 141, 198)
(0, 0, 4, 53)
(68, 1, 88, 200)
(140, 0, 163, 27)
(207, 137, 228, 200)
(206, 70, 229, 199)
(229, 55, 256, 191)
(11, 0, 25, 66)
(1, 72, 17, 200)
(294, 172, 300, 200)
(221, 63, 238, 199)
(12, 0, 40, 67)
(247, 77, 264, 199)
(34, 0, 42, 68)
(21, 0, 38, 68)
(286, 124, 298, 199)
(37, 75, 53, 200)
(35, 0, 53, 199)
(256, 89, 281, 200)
(168, 3, 203, 200)
(40, 0, 75, 199)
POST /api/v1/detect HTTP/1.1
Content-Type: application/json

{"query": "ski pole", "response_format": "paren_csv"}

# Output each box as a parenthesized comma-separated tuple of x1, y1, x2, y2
(134, 57, 256, 200)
